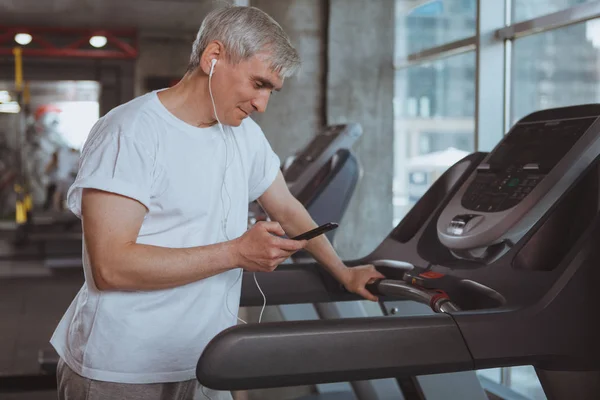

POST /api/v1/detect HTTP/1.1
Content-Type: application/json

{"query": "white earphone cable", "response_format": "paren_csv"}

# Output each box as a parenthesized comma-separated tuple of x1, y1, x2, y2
(209, 60, 266, 325)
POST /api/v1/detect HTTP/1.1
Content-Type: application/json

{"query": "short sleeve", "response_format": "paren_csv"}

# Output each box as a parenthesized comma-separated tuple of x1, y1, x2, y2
(248, 128, 281, 202)
(66, 130, 155, 218)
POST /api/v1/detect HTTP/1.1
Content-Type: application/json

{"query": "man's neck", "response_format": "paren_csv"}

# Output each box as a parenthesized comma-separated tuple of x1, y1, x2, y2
(157, 70, 218, 128)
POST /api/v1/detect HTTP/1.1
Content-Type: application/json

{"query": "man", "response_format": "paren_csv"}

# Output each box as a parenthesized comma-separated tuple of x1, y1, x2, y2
(52, 5, 384, 400)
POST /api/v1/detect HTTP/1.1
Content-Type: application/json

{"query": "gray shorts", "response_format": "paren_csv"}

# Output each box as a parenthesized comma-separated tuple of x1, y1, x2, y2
(57, 358, 233, 400)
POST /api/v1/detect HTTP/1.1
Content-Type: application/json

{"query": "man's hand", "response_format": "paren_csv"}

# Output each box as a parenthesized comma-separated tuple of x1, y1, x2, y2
(235, 221, 307, 272)
(342, 265, 386, 302)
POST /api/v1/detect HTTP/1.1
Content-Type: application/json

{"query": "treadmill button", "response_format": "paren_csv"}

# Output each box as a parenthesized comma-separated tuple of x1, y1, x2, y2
(419, 271, 445, 279)
(523, 163, 540, 170)
(507, 178, 520, 187)
(447, 214, 484, 235)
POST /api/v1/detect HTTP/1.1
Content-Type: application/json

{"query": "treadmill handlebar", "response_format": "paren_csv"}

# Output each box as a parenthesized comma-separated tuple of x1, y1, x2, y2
(241, 259, 416, 307)
(367, 279, 461, 313)
(196, 314, 473, 390)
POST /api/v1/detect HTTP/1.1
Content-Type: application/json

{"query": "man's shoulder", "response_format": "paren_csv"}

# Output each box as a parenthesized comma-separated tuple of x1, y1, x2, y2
(93, 93, 162, 141)
(84, 93, 161, 153)
(103, 93, 158, 130)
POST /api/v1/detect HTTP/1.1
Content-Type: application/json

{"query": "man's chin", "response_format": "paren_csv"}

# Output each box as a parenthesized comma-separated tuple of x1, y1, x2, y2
(228, 118, 245, 127)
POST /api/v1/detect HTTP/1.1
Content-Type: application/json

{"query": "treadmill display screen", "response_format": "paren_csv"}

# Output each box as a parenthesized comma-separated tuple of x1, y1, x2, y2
(461, 117, 597, 213)
(284, 125, 346, 182)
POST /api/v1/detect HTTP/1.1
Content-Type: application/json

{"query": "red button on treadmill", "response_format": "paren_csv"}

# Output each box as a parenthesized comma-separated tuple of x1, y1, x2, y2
(419, 271, 445, 279)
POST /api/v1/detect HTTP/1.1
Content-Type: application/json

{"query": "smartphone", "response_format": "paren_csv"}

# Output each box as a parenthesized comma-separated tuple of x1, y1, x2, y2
(291, 222, 339, 241)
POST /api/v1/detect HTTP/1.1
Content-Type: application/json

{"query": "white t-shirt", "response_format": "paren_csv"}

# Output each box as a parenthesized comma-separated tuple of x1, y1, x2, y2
(50, 91, 280, 384)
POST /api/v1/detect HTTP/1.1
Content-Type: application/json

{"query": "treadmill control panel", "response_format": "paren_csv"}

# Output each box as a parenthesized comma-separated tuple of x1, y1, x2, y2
(284, 125, 348, 182)
(461, 117, 596, 213)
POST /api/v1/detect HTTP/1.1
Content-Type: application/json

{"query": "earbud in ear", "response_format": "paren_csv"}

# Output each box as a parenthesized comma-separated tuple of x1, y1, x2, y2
(209, 59, 217, 77)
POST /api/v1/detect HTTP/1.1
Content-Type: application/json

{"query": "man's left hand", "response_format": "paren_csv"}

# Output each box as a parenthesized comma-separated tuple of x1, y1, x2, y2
(341, 264, 386, 302)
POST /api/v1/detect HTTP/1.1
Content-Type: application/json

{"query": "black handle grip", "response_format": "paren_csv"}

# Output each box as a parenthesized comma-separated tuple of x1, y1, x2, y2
(365, 279, 384, 295)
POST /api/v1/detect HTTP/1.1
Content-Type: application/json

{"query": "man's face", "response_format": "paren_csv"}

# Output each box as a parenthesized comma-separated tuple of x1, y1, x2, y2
(210, 53, 283, 127)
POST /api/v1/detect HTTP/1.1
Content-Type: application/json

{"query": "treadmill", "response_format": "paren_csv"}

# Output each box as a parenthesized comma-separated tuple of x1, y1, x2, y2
(197, 104, 600, 400)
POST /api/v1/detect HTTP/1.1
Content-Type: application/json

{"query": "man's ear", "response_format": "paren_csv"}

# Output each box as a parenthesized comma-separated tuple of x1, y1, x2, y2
(200, 40, 223, 75)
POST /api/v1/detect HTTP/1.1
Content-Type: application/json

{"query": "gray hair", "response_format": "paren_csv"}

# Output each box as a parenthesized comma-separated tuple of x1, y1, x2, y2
(188, 6, 301, 78)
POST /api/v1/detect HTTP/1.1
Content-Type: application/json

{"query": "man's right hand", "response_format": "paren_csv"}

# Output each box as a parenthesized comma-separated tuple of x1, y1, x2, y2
(234, 221, 307, 272)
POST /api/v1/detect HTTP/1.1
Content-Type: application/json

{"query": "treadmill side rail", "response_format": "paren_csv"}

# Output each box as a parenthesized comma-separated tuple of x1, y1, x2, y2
(240, 263, 355, 307)
(196, 314, 474, 390)
(240, 260, 415, 307)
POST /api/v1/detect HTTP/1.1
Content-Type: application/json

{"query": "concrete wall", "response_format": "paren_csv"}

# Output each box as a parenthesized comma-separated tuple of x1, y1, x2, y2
(250, 0, 326, 161)
(327, 0, 395, 258)
(135, 33, 194, 97)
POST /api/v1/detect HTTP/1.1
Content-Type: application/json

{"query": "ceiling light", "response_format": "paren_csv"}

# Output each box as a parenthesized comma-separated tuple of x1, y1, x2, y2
(14, 33, 32, 46)
(89, 36, 107, 48)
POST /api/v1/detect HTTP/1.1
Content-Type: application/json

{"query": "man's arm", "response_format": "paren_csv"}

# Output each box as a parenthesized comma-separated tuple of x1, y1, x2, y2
(82, 188, 306, 291)
(257, 171, 384, 301)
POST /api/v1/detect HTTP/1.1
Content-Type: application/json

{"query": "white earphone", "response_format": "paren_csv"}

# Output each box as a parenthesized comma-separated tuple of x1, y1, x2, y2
(207, 57, 267, 326)
(209, 58, 217, 77)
